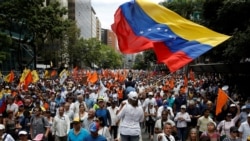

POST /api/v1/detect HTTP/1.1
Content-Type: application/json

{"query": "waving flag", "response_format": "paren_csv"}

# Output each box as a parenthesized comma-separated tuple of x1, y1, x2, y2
(216, 88, 228, 115)
(0, 90, 6, 114)
(4, 70, 14, 83)
(111, 0, 230, 72)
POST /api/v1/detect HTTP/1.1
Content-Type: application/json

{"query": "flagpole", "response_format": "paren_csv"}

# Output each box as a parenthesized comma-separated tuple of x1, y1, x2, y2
(224, 92, 237, 105)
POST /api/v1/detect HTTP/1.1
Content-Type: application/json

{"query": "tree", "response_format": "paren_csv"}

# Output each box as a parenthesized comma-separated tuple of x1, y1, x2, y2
(0, 0, 70, 69)
(202, 0, 250, 63)
(0, 33, 11, 64)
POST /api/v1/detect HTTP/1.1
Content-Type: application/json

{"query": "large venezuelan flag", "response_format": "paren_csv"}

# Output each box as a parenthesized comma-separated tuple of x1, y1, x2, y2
(111, 0, 230, 72)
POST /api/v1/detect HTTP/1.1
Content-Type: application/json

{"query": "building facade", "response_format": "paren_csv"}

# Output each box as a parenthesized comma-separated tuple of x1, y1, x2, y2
(101, 29, 118, 51)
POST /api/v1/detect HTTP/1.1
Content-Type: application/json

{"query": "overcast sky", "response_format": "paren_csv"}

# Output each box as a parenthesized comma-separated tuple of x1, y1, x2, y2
(92, 0, 164, 29)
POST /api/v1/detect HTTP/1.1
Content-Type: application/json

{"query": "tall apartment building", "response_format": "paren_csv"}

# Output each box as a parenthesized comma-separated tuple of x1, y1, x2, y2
(67, 0, 101, 39)
(101, 29, 118, 51)
(96, 17, 102, 41)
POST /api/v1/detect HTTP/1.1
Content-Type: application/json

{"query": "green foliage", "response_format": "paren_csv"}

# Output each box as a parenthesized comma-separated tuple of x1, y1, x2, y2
(202, 0, 250, 63)
(69, 38, 122, 69)
(161, 0, 250, 63)
(0, 33, 11, 64)
(161, 0, 204, 21)
(0, 0, 70, 68)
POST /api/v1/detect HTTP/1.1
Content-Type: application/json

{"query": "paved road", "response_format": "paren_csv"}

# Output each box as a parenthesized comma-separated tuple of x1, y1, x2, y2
(141, 126, 152, 141)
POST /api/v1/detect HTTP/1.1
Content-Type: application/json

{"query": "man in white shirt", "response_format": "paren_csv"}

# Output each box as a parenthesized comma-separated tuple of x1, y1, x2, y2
(157, 101, 174, 120)
(107, 100, 119, 140)
(143, 92, 157, 110)
(73, 95, 88, 114)
(74, 85, 84, 95)
(52, 106, 70, 141)
(157, 122, 175, 141)
(63, 102, 74, 126)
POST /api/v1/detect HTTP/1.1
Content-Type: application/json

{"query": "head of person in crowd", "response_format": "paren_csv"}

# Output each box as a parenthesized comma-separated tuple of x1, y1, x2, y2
(35, 99, 41, 108)
(6, 110, 14, 118)
(187, 128, 199, 141)
(225, 113, 233, 121)
(34, 107, 42, 117)
(180, 105, 187, 113)
(64, 102, 70, 111)
(18, 104, 25, 112)
(161, 110, 169, 121)
(89, 122, 100, 137)
(97, 97, 105, 108)
(128, 91, 138, 107)
(66, 96, 74, 103)
(24, 98, 32, 107)
(72, 117, 82, 131)
(77, 95, 83, 103)
(188, 100, 196, 109)
(79, 103, 86, 113)
(88, 109, 95, 119)
(206, 100, 213, 110)
(84, 92, 90, 98)
(23, 110, 30, 118)
(44, 110, 51, 118)
(95, 116, 105, 128)
(203, 108, 210, 118)
(207, 121, 216, 133)
(229, 126, 239, 139)
(58, 106, 64, 117)
(163, 122, 173, 136)
(111, 99, 117, 108)
(7, 96, 14, 104)
(18, 130, 29, 141)
(229, 103, 237, 112)
(148, 92, 154, 99)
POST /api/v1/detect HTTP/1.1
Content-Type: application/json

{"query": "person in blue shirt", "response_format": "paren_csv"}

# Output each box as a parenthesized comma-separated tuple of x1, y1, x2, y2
(95, 97, 111, 128)
(67, 117, 89, 141)
(84, 92, 94, 110)
(86, 122, 107, 141)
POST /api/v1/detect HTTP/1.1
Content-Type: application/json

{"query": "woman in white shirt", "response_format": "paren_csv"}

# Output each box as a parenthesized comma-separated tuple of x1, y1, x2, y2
(217, 105, 240, 138)
(117, 91, 144, 141)
(74, 104, 88, 122)
(174, 105, 191, 141)
(145, 102, 157, 140)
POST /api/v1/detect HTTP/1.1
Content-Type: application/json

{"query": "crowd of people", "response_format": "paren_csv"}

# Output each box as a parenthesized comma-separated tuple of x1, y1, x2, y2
(0, 69, 250, 141)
